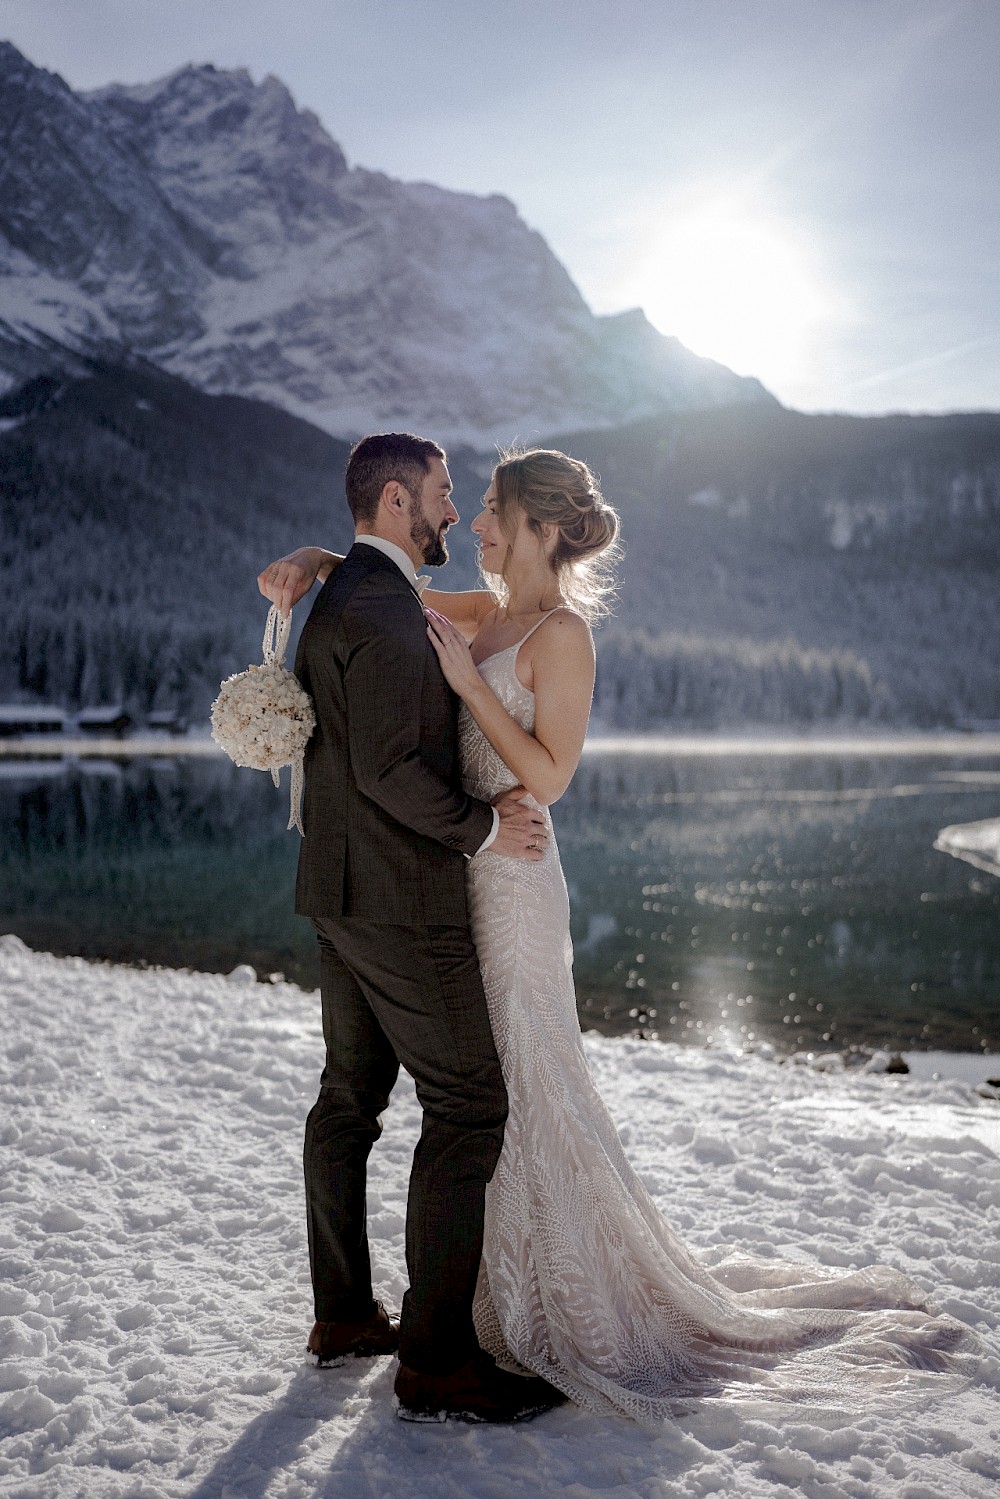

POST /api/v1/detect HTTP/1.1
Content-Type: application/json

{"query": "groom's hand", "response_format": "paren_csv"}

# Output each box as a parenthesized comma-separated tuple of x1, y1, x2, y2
(491, 787, 549, 861)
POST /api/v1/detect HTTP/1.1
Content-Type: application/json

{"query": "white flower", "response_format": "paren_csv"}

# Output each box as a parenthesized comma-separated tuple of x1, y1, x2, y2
(211, 661, 315, 771)
(210, 608, 316, 833)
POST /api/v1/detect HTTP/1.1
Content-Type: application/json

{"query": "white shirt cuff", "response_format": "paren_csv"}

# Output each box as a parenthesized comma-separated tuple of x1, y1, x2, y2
(472, 807, 500, 856)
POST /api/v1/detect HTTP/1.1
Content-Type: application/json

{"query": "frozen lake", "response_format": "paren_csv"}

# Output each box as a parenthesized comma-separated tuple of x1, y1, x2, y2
(2, 743, 1000, 1065)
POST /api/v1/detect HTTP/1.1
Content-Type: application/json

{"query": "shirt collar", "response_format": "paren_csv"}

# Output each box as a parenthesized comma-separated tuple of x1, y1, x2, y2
(354, 535, 431, 594)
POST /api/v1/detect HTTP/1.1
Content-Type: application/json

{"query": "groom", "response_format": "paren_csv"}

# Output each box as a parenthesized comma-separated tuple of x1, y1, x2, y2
(292, 433, 561, 1423)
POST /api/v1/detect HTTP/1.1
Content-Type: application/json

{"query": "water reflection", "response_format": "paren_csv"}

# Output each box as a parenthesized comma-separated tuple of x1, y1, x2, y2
(558, 753, 1000, 1053)
(2, 751, 999, 1055)
(1, 758, 310, 981)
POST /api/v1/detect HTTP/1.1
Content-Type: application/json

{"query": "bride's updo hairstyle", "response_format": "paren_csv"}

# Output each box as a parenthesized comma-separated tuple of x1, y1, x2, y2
(488, 447, 621, 622)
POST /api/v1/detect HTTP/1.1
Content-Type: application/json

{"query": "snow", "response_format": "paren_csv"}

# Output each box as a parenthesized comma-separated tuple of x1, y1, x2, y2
(935, 818, 1000, 879)
(0, 262, 118, 349)
(1, 933, 998, 1498)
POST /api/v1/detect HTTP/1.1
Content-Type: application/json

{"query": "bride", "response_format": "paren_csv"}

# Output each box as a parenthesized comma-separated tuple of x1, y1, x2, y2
(261, 446, 969, 1420)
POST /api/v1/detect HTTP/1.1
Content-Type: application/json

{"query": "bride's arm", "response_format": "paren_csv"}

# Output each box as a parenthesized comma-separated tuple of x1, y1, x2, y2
(257, 548, 493, 638)
(258, 546, 340, 614)
(425, 609, 595, 806)
(421, 587, 494, 641)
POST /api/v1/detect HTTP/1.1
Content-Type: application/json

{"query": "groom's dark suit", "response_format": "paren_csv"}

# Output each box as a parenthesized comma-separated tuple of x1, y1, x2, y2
(294, 542, 507, 1375)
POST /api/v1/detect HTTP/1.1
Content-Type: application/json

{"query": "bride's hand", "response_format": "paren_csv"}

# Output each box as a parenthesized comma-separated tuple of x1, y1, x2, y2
(257, 548, 325, 615)
(425, 608, 484, 702)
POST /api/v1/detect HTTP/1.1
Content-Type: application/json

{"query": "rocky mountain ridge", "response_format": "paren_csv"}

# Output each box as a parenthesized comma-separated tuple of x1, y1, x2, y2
(0, 42, 772, 444)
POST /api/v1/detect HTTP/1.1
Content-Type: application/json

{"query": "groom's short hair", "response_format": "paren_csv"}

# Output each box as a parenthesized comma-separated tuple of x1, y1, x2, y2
(346, 433, 447, 525)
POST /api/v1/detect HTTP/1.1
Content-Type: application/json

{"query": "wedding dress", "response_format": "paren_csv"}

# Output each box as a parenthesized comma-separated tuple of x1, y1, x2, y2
(459, 616, 971, 1421)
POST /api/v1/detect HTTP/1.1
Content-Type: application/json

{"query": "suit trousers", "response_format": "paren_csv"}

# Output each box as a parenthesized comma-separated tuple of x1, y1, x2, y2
(304, 917, 508, 1375)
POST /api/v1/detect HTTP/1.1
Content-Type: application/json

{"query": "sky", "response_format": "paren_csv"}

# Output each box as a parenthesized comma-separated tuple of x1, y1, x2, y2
(1, 0, 997, 414)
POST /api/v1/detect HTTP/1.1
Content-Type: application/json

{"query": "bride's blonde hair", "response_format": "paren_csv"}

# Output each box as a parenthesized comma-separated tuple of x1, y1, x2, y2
(484, 447, 621, 622)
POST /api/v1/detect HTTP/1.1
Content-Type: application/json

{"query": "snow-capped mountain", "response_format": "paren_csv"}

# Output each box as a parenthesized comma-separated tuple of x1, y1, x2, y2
(0, 42, 773, 444)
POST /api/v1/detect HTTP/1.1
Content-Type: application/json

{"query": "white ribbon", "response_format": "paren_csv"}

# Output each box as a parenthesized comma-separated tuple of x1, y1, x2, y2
(263, 605, 307, 836)
(262, 605, 293, 666)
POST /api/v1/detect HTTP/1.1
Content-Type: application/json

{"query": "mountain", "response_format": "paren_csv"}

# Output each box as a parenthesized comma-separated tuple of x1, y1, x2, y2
(4, 42, 997, 732)
(0, 42, 772, 445)
(558, 404, 1000, 727)
(0, 361, 353, 718)
(3, 360, 999, 728)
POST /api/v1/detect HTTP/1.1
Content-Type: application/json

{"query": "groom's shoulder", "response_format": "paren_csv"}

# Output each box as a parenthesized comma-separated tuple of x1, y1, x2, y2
(305, 546, 414, 633)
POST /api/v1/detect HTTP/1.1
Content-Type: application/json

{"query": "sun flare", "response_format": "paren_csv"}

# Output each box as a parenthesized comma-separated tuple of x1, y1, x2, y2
(632, 203, 832, 390)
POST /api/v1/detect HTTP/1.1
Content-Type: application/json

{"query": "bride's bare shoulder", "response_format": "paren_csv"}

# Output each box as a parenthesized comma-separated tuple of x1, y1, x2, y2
(533, 608, 595, 661)
(541, 607, 593, 640)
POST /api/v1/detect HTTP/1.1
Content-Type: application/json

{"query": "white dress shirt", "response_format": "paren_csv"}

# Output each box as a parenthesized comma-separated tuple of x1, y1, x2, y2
(353, 534, 428, 593)
(353, 535, 499, 854)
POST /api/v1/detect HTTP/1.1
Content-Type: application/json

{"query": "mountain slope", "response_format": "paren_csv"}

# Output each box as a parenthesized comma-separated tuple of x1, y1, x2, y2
(0, 361, 353, 715)
(3, 362, 999, 727)
(0, 42, 772, 444)
(558, 404, 1000, 726)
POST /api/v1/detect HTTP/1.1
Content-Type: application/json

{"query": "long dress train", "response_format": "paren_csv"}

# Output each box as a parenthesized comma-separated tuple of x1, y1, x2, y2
(460, 618, 972, 1422)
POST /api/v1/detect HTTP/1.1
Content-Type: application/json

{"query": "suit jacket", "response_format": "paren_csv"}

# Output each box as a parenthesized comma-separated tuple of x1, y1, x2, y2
(293, 543, 495, 924)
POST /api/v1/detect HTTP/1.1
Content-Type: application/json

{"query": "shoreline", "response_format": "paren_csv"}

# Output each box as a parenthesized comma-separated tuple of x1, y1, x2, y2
(4, 729, 1000, 760)
(1, 932, 996, 1087)
(5, 743, 997, 1077)
(582, 731, 1000, 756)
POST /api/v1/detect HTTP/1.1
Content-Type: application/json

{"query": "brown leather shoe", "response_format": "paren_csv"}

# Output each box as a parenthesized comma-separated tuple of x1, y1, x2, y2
(307, 1301, 400, 1367)
(394, 1351, 567, 1424)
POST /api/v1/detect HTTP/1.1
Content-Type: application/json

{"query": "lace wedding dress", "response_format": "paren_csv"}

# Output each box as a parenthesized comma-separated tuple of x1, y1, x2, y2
(459, 617, 970, 1421)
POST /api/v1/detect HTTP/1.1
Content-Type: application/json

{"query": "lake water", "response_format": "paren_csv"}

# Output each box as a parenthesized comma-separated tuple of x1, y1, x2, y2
(3, 746, 1000, 1064)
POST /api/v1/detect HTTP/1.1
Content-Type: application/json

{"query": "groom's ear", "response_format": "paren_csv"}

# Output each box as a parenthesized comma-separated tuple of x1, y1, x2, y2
(380, 480, 410, 515)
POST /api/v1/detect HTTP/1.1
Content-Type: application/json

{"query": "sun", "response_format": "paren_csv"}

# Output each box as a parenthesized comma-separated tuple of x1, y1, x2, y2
(632, 203, 832, 391)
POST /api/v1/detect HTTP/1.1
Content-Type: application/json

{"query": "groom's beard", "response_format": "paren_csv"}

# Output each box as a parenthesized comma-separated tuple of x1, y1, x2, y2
(409, 498, 450, 567)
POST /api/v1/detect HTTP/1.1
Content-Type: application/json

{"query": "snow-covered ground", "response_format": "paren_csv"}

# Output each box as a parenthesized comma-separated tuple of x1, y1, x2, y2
(1, 934, 998, 1498)
(936, 817, 1000, 879)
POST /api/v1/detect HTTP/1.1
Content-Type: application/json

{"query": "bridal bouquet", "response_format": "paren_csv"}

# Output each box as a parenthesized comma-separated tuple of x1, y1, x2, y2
(210, 606, 315, 835)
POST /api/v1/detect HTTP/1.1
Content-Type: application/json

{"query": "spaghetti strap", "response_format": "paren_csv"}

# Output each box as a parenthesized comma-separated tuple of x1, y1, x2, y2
(513, 608, 560, 651)
(474, 610, 563, 670)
